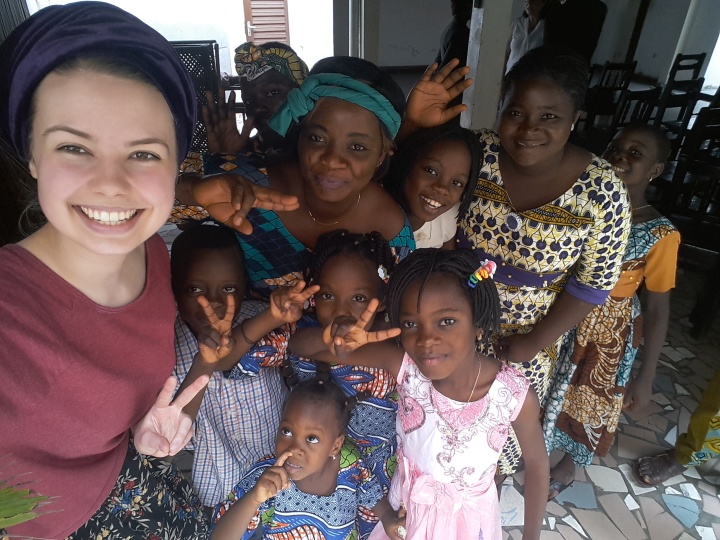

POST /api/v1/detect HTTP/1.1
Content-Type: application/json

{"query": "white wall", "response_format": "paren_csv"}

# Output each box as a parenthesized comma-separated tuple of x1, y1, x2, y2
(287, 0, 334, 70)
(633, 0, 691, 81)
(676, 0, 720, 80)
(591, 0, 639, 65)
(376, 0, 452, 66)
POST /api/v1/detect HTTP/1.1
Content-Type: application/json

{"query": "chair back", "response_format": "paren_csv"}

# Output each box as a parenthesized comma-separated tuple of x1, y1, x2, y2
(667, 52, 706, 82)
(612, 86, 661, 131)
(582, 61, 636, 131)
(678, 106, 720, 162)
(598, 61, 636, 93)
(170, 40, 221, 154)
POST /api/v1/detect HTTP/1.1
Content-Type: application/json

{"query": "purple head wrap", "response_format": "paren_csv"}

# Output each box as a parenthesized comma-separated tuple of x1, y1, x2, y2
(0, 1, 196, 163)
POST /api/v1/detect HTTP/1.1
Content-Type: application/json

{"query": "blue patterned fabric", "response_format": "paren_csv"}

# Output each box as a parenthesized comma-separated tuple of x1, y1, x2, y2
(212, 441, 383, 539)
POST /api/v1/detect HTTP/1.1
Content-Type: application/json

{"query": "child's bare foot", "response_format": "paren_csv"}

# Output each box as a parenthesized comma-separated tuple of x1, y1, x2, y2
(633, 449, 686, 486)
(548, 452, 575, 500)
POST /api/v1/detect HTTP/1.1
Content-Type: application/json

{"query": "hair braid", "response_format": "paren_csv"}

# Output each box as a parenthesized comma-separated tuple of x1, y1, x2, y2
(286, 378, 353, 433)
(307, 229, 397, 290)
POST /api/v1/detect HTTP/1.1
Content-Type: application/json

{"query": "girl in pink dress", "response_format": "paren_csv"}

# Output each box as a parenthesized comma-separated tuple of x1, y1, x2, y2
(290, 248, 549, 540)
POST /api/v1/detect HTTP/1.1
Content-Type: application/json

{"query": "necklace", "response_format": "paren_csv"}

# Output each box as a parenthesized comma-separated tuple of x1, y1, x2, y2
(307, 193, 361, 226)
(632, 204, 652, 212)
(449, 360, 483, 427)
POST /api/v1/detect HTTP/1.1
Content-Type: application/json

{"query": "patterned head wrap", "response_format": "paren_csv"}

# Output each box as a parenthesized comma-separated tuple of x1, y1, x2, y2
(234, 42, 309, 85)
(0, 1, 196, 162)
(267, 73, 402, 139)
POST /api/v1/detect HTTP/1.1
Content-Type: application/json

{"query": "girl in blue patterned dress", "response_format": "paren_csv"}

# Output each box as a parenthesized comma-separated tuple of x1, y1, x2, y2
(211, 380, 404, 540)
(290, 229, 400, 537)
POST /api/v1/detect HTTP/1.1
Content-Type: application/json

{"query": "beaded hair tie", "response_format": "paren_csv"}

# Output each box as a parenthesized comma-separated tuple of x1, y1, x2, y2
(468, 260, 497, 288)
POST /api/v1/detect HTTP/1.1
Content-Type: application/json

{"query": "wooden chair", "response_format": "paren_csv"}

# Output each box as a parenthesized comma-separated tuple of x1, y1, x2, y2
(170, 40, 221, 154)
(667, 52, 706, 82)
(653, 77, 705, 159)
(582, 61, 637, 131)
(657, 107, 720, 271)
(611, 86, 662, 131)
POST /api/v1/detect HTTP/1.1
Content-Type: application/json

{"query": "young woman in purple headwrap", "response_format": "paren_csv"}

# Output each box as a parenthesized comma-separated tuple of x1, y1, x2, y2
(0, 2, 294, 537)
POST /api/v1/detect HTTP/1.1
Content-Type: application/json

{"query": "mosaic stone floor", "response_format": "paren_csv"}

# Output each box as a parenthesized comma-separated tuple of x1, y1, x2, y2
(501, 266, 720, 540)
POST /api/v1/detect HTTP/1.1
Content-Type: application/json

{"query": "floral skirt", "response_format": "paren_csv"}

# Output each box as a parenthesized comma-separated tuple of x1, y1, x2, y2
(66, 441, 208, 539)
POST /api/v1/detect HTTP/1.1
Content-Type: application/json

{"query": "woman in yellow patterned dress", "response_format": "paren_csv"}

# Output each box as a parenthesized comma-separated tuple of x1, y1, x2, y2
(544, 124, 680, 497)
(455, 47, 632, 475)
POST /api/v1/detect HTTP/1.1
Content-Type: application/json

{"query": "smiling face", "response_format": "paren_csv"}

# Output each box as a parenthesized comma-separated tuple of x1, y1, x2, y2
(498, 77, 580, 171)
(27, 68, 178, 258)
(314, 253, 385, 327)
(399, 275, 480, 383)
(175, 248, 246, 335)
(275, 396, 344, 486)
(403, 138, 470, 228)
(297, 97, 388, 204)
(602, 128, 665, 190)
(240, 69, 296, 137)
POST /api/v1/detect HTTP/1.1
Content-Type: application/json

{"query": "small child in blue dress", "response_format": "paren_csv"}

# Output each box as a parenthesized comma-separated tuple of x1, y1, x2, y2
(289, 229, 399, 537)
(211, 379, 405, 539)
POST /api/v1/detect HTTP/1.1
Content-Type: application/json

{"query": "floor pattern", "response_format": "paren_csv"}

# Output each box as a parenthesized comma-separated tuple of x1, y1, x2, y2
(501, 266, 720, 540)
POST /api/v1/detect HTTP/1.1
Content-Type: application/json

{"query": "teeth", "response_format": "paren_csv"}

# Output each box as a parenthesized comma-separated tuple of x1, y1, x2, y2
(612, 165, 627, 174)
(80, 206, 137, 226)
(420, 195, 442, 209)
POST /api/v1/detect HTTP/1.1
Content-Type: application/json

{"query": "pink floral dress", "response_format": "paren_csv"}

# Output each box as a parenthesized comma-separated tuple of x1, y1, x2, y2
(370, 354, 529, 540)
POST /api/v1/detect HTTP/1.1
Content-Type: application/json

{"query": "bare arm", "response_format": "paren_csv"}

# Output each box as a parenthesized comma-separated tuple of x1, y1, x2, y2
(175, 172, 299, 234)
(178, 284, 317, 418)
(624, 290, 670, 411)
(288, 300, 404, 377)
(511, 387, 549, 540)
(212, 452, 292, 539)
(501, 291, 595, 363)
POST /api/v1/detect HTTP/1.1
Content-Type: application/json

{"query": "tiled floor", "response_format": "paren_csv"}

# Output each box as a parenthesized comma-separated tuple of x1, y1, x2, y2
(501, 265, 720, 540)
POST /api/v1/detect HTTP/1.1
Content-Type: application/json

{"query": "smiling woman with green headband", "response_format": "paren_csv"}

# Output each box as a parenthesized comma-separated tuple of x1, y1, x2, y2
(178, 57, 416, 299)
(203, 41, 309, 154)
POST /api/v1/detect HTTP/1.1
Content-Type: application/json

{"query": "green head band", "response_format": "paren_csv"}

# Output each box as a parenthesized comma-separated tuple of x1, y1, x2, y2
(267, 73, 401, 139)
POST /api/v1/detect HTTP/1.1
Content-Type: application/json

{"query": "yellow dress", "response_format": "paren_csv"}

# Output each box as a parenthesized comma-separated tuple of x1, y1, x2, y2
(459, 130, 632, 473)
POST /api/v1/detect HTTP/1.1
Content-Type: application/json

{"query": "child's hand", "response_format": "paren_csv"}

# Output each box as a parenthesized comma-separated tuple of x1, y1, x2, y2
(380, 502, 407, 540)
(250, 451, 293, 505)
(623, 375, 653, 412)
(196, 295, 236, 365)
(322, 298, 401, 358)
(269, 281, 320, 324)
(405, 59, 473, 129)
(497, 332, 538, 364)
(202, 90, 253, 154)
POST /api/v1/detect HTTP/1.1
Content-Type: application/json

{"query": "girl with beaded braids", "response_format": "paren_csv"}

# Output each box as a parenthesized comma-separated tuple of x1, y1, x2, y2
(289, 248, 549, 540)
(383, 123, 481, 249)
(211, 379, 405, 540)
(176, 56, 415, 300)
(288, 229, 399, 538)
